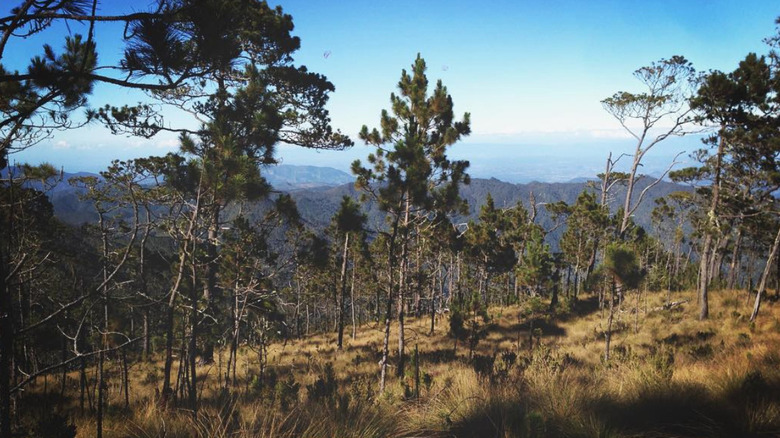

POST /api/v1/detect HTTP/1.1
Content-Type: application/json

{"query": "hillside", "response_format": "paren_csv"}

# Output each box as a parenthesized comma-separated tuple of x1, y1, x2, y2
(42, 167, 690, 249)
(261, 164, 355, 190)
(288, 175, 690, 245)
(32, 288, 780, 437)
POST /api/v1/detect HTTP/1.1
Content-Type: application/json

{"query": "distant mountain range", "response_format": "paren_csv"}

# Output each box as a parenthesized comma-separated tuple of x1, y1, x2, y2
(261, 164, 354, 189)
(287, 175, 687, 249)
(10, 164, 688, 248)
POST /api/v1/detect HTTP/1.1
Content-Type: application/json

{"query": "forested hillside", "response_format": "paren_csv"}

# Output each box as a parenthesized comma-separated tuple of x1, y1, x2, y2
(41, 169, 690, 249)
(1, 2, 779, 438)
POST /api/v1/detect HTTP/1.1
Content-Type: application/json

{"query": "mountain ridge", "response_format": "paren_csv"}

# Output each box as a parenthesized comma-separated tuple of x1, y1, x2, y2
(15, 164, 689, 245)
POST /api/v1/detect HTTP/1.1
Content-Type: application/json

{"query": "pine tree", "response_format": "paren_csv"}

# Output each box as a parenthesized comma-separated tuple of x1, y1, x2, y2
(352, 54, 470, 391)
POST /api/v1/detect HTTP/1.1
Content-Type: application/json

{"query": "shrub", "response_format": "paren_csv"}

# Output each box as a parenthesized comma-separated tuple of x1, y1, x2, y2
(471, 354, 495, 381)
(307, 362, 337, 403)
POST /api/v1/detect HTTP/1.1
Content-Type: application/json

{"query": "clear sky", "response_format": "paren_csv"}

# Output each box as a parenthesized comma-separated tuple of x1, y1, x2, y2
(10, 0, 780, 181)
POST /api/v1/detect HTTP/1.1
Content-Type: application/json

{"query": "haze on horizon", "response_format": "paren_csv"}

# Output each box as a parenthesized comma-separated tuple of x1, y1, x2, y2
(11, 0, 780, 182)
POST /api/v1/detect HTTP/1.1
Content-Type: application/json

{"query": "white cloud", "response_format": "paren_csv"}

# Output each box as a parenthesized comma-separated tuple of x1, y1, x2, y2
(53, 140, 70, 149)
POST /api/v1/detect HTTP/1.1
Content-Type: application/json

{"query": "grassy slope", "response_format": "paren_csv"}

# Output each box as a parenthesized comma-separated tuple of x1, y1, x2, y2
(26, 288, 780, 437)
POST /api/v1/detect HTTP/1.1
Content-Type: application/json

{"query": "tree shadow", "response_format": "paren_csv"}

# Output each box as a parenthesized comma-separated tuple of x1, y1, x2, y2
(487, 318, 567, 342)
(586, 371, 780, 437)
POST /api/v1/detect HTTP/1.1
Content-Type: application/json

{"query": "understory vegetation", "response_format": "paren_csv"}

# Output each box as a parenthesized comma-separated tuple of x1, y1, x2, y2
(19, 288, 780, 438)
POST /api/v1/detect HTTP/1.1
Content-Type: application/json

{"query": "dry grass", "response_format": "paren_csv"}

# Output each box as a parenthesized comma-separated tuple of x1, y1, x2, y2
(20, 287, 780, 437)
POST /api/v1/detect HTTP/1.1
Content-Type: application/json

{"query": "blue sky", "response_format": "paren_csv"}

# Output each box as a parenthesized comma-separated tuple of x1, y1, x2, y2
(10, 0, 780, 181)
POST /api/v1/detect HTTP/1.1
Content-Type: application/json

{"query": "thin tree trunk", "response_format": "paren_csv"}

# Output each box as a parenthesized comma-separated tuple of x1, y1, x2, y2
(379, 267, 394, 392)
(143, 309, 150, 361)
(456, 253, 462, 305)
(96, 207, 110, 438)
(430, 254, 441, 335)
(80, 357, 88, 415)
(350, 256, 357, 340)
(709, 235, 726, 288)
(200, 205, 220, 365)
(140, 209, 152, 360)
(673, 230, 683, 279)
(96, 348, 104, 438)
(727, 227, 743, 290)
(699, 135, 725, 319)
(188, 285, 198, 413)
(122, 348, 130, 409)
(605, 279, 616, 362)
(337, 233, 350, 349)
(750, 224, 780, 321)
(396, 198, 410, 378)
(379, 215, 401, 393)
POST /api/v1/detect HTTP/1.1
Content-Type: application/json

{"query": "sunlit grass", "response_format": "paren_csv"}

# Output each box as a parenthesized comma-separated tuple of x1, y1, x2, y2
(21, 287, 780, 437)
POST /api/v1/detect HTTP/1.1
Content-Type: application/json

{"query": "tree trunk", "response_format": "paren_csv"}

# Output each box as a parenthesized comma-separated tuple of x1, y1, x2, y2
(188, 286, 198, 413)
(750, 224, 780, 321)
(604, 279, 617, 362)
(122, 348, 130, 409)
(140, 209, 151, 361)
(379, 265, 394, 393)
(379, 216, 401, 393)
(673, 229, 683, 280)
(350, 256, 357, 340)
(80, 357, 87, 415)
(430, 254, 441, 335)
(143, 309, 150, 361)
(96, 208, 110, 438)
(200, 205, 220, 365)
(699, 135, 725, 319)
(456, 253, 462, 306)
(337, 233, 350, 349)
(709, 235, 727, 289)
(396, 198, 410, 378)
(96, 349, 105, 438)
(727, 227, 743, 290)
(619, 154, 641, 235)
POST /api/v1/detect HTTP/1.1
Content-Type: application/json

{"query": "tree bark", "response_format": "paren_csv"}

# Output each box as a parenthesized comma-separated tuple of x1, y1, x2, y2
(200, 205, 220, 364)
(337, 233, 350, 349)
(96, 207, 110, 438)
(379, 264, 394, 392)
(604, 279, 617, 362)
(699, 135, 725, 320)
(379, 215, 401, 393)
(727, 227, 743, 290)
(620, 154, 641, 235)
(396, 197, 410, 378)
(750, 224, 780, 321)
(350, 256, 357, 340)
(122, 348, 130, 409)
(430, 253, 441, 335)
